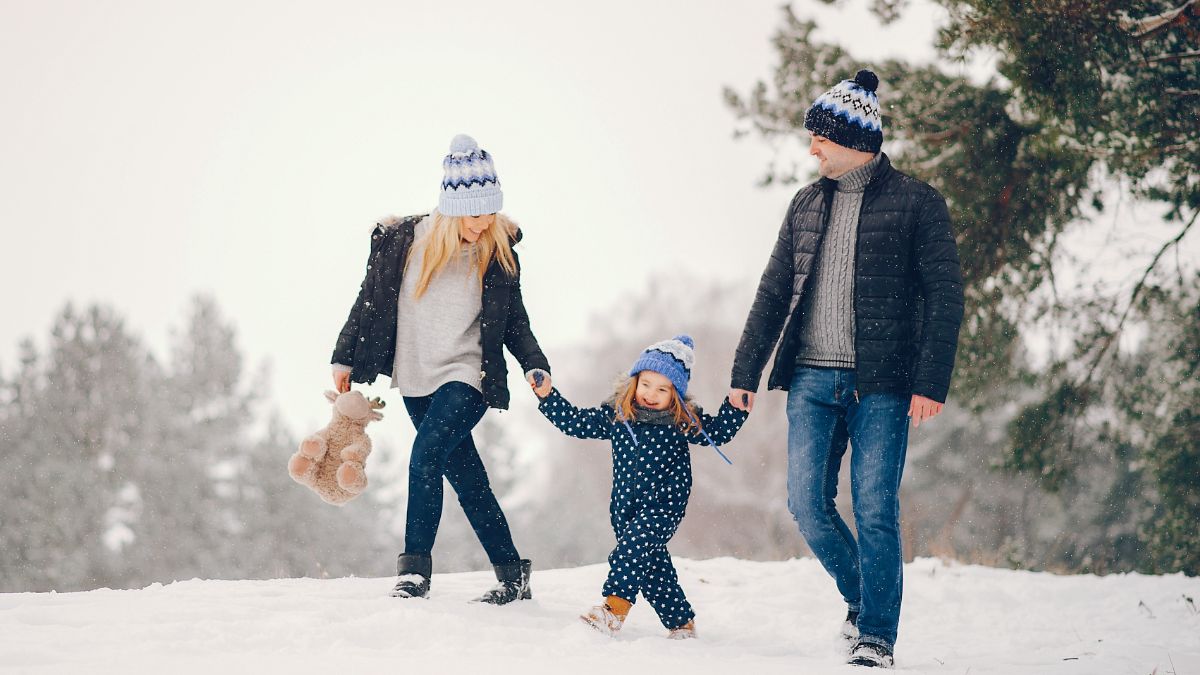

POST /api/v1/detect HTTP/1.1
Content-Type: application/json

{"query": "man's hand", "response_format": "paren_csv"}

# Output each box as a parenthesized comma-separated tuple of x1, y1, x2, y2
(729, 388, 755, 412)
(908, 395, 944, 428)
(528, 371, 552, 399)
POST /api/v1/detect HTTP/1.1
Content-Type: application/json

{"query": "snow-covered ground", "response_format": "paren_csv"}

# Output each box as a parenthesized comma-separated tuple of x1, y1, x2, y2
(2, 557, 1197, 674)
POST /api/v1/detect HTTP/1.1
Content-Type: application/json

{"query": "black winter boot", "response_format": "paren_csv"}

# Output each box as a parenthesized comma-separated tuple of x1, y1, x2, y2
(390, 553, 432, 599)
(473, 559, 532, 605)
(848, 640, 894, 668)
(842, 608, 861, 642)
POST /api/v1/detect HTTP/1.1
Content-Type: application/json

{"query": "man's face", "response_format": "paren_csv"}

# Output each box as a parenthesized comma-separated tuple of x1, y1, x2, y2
(809, 134, 866, 179)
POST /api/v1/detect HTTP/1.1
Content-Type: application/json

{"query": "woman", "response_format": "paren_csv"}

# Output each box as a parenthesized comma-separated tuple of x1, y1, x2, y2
(330, 134, 552, 604)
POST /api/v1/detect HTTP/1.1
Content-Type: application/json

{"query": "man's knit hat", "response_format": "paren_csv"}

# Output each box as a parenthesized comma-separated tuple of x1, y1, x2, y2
(804, 69, 883, 154)
(629, 335, 695, 398)
(438, 134, 503, 217)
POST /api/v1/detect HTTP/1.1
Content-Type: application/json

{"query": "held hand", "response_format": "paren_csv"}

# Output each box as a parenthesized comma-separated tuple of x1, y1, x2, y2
(528, 371, 552, 399)
(729, 388, 755, 412)
(333, 369, 351, 394)
(908, 395, 944, 429)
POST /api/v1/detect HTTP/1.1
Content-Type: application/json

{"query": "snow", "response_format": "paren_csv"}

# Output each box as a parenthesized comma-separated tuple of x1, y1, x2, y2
(1, 557, 1197, 674)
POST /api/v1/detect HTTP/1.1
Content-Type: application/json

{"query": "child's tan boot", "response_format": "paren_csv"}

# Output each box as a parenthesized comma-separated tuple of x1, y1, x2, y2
(667, 620, 697, 640)
(580, 595, 632, 636)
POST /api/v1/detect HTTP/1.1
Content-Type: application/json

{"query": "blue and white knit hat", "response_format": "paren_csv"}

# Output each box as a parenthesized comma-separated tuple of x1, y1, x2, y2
(438, 134, 503, 217)
(629, 335, 695, 398)
(804, 70, 883, 154)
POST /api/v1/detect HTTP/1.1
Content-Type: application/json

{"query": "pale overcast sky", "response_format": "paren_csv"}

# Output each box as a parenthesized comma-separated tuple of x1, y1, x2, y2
(1, 0, 950, 433)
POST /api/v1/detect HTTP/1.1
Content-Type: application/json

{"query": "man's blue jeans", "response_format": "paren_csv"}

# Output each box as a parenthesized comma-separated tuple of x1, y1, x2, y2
(786, 366, 910, 649)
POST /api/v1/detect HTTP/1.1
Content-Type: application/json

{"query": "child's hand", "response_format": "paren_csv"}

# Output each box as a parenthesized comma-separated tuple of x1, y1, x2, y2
(527, 370, 552, 399)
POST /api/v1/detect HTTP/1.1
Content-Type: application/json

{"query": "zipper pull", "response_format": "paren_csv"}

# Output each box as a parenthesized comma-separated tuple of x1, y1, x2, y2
(854, 390, 860, 403)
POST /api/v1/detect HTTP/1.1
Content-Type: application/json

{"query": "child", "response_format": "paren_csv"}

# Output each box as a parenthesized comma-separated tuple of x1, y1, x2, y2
(531, 335, 748, 638)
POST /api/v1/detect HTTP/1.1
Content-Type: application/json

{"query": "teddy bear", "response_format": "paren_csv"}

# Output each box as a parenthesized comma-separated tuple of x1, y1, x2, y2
(288, 390, 384, 506)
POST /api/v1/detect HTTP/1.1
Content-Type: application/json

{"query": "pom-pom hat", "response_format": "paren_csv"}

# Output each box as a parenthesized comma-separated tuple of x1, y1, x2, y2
(629, 335, 695, 398)
(438, 134, 503, 216)
(804, 70, 883, 153)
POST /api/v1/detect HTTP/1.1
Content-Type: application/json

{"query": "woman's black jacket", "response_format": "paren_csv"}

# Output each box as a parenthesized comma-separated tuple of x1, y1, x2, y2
(331, 214, 550, 410)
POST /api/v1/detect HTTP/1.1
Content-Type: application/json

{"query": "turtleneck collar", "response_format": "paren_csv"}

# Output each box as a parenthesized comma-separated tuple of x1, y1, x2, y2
(835, 153, 880, 193)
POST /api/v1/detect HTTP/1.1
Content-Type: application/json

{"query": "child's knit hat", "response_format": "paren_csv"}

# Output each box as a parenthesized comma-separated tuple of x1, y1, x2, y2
(629, 335, 695, 398)
(804, 69, 883, 154)
(438, 134, 503, 216)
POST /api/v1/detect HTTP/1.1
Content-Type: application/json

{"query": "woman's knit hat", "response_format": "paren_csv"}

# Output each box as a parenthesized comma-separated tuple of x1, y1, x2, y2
(804, 69, 883, 154)
(438, 134, 503, 216)
(629, 335, 695, 398)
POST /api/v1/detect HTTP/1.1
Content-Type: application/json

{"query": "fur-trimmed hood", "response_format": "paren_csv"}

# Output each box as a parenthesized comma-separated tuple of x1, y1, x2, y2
(374, 213, 524, 245)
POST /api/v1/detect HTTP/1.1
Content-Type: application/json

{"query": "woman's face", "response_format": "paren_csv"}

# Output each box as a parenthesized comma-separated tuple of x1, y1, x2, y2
(635, 371, 674, 411)
(459, 213, 495, 243)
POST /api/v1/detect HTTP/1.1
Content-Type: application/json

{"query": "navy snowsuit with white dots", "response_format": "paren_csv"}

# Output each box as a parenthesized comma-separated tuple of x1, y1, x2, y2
(538, 388, 748, 629)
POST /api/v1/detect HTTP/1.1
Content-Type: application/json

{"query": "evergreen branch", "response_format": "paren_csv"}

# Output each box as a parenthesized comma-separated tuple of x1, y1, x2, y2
(1079, 208, 1200, 387)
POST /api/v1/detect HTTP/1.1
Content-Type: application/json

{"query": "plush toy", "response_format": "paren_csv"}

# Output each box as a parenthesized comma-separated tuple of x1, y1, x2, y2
(288, 390, 385, 505)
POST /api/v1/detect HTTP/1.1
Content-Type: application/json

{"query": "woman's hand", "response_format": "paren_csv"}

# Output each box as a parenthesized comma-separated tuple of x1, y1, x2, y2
(527, 370, 552, 399)
(333, 368, 351, 394)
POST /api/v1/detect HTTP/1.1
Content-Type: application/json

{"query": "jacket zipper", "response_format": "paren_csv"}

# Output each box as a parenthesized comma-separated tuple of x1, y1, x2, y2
(853, 168, 882, 398)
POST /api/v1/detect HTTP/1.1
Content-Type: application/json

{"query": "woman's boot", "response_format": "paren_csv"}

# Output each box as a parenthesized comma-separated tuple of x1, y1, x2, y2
(474, 559, 532, 605)
(390, 553, 432, 598)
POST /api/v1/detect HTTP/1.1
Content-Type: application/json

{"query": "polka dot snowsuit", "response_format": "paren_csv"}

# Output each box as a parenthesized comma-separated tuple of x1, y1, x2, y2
(538, 388, 749, 629)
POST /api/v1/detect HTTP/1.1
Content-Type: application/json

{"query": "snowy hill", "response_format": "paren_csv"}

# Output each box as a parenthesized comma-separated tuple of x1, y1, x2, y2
(2, 557, 1197, 674)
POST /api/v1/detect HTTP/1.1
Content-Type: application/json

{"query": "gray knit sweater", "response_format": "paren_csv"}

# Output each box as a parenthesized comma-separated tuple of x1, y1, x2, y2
(795, 154, 880, 369)
(383, 216, 486, 396)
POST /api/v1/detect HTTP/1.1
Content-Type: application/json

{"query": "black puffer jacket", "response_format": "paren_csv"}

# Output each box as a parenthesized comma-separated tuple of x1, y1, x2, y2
(331, 214, 550, 410)
(731, 154, 964, 403)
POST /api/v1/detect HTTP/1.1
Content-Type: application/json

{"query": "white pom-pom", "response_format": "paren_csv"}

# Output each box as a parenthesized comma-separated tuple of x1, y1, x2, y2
(449, 134, 478, 155)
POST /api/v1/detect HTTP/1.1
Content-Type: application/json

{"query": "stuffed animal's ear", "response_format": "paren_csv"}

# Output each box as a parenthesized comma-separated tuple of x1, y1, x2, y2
(369, 410, 384, 422)
(324, 390, 339, 404)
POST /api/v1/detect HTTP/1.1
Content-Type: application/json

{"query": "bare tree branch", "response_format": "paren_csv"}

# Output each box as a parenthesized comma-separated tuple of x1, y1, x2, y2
(1079, 208, 1200, 387)
(1121, 0, 1198, 39)
(1146, 50, 1200, 63)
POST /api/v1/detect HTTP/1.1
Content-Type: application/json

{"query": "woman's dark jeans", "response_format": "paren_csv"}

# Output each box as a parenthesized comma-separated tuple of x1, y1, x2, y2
(402, 381, 520, 565)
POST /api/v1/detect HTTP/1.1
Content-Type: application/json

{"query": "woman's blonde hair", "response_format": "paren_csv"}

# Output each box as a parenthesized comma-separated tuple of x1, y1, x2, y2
(408, 210, 518, 299)
(611, 373, 702, 436)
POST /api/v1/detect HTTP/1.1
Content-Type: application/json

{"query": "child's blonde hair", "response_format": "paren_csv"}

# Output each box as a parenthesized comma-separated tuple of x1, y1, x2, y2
(611, 373, 703, 436)
(408, 210, 518, 299)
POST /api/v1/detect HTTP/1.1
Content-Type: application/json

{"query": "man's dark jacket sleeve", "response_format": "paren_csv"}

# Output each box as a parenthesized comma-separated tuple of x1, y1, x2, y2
(911, 190, 964, 403)
(730, 195, 799, 392)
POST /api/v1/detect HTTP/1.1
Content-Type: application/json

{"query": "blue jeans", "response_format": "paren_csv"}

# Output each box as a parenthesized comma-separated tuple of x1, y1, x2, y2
(786, 366, 910, 649)
(402, 381, 520, 565)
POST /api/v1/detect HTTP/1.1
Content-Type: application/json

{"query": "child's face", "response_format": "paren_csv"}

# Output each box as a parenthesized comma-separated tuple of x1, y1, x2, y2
(635, 371, 674, 411)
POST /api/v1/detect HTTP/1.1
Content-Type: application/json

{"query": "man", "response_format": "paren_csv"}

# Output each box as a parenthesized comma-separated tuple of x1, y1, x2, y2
(729, 69, 964, 668)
